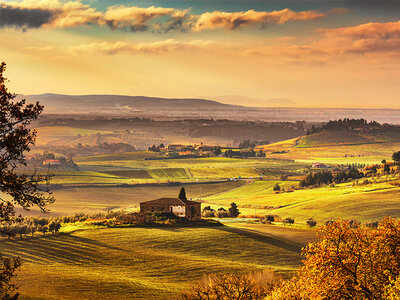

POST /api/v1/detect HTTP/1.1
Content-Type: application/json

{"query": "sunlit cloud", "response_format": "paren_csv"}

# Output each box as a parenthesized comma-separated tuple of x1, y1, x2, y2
(25, 39, 223, 55)
(0, 0, 328, 32)
(243, 20, 400, 62)
(192, 8, 325, 31)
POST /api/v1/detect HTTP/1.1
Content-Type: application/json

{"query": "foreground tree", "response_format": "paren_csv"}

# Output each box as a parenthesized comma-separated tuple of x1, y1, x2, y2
(268, 217, 400, 299)
(0, 62, 54, 298)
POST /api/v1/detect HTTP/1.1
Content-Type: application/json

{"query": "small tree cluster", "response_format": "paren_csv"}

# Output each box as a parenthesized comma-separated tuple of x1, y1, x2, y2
(179, 270, 281, 300)
(282, 217, 294, 225)
(0, 217, 61, 239)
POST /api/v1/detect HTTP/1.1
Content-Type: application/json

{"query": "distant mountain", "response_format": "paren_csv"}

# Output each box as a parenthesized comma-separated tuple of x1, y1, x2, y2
(20, 94, 238, 112)
(16, 93, 400, 124)
(212, 95, 296, 107)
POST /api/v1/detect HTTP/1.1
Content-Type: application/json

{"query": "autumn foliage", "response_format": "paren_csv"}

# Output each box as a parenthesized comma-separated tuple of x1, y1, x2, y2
(268, 217, 400, 299)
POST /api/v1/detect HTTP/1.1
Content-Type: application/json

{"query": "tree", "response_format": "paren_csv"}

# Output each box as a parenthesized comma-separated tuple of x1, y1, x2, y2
(268, 217, 400, 299)
(306, 218, 317, 228)
(392, 151, 400, 164)
(0, 62, 54, 297)
(179, 271, 279, 300)
(228, 202, 240, 218)
(48, 221, 61, 234)
(273, 183, 281, 191)
(178, 187, 187, 200)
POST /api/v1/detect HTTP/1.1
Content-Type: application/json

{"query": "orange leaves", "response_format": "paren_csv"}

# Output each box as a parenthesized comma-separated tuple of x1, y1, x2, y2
(269, 217, 400, 299)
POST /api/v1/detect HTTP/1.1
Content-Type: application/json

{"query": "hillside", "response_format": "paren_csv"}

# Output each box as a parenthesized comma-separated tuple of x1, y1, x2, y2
(259, 127, 400, 164)
(1, 225, 313, 299)
(21, 94, 239, 114)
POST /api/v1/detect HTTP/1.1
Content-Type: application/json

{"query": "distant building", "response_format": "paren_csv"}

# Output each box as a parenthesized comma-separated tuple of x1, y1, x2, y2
(167, 144, 185, 151)
(312, 162, 328, 169)
(43, 159, 61, 166)
(140, 198, 201, 221)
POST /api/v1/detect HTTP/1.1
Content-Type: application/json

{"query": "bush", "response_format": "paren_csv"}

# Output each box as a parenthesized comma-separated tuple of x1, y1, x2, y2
(266, 215, 275, 223)
(306, 218, 317, 228)
(273, 183, 281, 191)
(202, 210, 215, 218)
(282, 217, 294, 225)
(215, 210, 230, 218)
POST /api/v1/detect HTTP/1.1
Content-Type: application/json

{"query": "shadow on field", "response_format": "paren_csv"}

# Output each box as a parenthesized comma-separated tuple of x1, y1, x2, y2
(215, 226, 303, 253)
(0, 233, 124, 264)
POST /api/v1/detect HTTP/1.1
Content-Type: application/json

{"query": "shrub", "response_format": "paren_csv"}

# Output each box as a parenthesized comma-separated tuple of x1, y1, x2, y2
(282, 217, 294, 225)
(215, 210, 230, 218)
(266, 215, 275, 223)
(202, 210, 215, 218)
(306, 218, 317, 228)
(273, 183, 281, 191)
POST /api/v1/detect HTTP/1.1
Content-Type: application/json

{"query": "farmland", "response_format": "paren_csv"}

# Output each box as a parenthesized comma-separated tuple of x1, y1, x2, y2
(203, 179, 400, 224)
(1, 224, 315, 299)
(6, 125, 400, 299)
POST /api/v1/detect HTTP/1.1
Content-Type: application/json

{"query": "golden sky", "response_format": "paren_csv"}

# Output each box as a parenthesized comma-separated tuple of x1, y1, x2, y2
(1, 0, 400, 108)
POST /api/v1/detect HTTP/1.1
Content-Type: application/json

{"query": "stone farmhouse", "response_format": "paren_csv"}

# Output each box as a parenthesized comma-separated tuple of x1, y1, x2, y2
(140, 198, 201, 221)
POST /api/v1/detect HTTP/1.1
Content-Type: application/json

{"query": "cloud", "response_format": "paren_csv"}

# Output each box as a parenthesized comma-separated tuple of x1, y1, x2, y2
(1, 0, 102, 28)
(192, 8, 325, 31)
(26, 39, 221, 55)
(320, 20, 400, 39)
(0, 5, 52, 29)
(103, 6, 190, 32)
(0, 1, 328, 32)
(243, 20, 400, 61)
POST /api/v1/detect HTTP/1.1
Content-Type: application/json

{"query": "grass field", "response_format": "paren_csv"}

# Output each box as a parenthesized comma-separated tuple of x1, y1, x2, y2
(259, 134, 400, 165)
(74, 156, 307, 182)
(1, 224, 315, 299)
(203, 178, 400, 224)
(19, 181, 243, 216)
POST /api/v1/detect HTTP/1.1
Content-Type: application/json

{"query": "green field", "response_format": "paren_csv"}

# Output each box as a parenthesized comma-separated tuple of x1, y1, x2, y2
(203, 178, 400, 223)
(259, 133, 400, 165)
(1, 224, 315, 299)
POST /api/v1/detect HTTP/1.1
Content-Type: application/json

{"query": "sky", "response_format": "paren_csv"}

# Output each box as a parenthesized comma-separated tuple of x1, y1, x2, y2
(1, 0, 400, 108)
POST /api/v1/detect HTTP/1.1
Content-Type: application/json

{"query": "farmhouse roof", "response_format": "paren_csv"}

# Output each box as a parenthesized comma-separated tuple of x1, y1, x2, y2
(140, 198, 199, 206)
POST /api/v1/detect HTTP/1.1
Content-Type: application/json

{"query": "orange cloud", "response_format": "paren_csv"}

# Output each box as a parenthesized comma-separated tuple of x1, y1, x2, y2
(192, 8, 325, 31)
(26, 39, 221, 55)
(104, 6, 189, 32)
(243, 20, 400, 61)
(1, 1, 327, 32)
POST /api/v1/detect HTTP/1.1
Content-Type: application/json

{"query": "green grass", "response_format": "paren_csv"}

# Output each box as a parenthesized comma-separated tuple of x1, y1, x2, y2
(1, 225, 312, 299)
(204, 179, 400, 224)
(298, 131, 374, 147)
(260, 135, 400, 165)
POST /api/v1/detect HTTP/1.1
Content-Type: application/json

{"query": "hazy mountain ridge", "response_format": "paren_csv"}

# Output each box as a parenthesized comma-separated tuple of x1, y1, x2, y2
(19, 94, 400, 124)
(21, 93, 239, 110)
